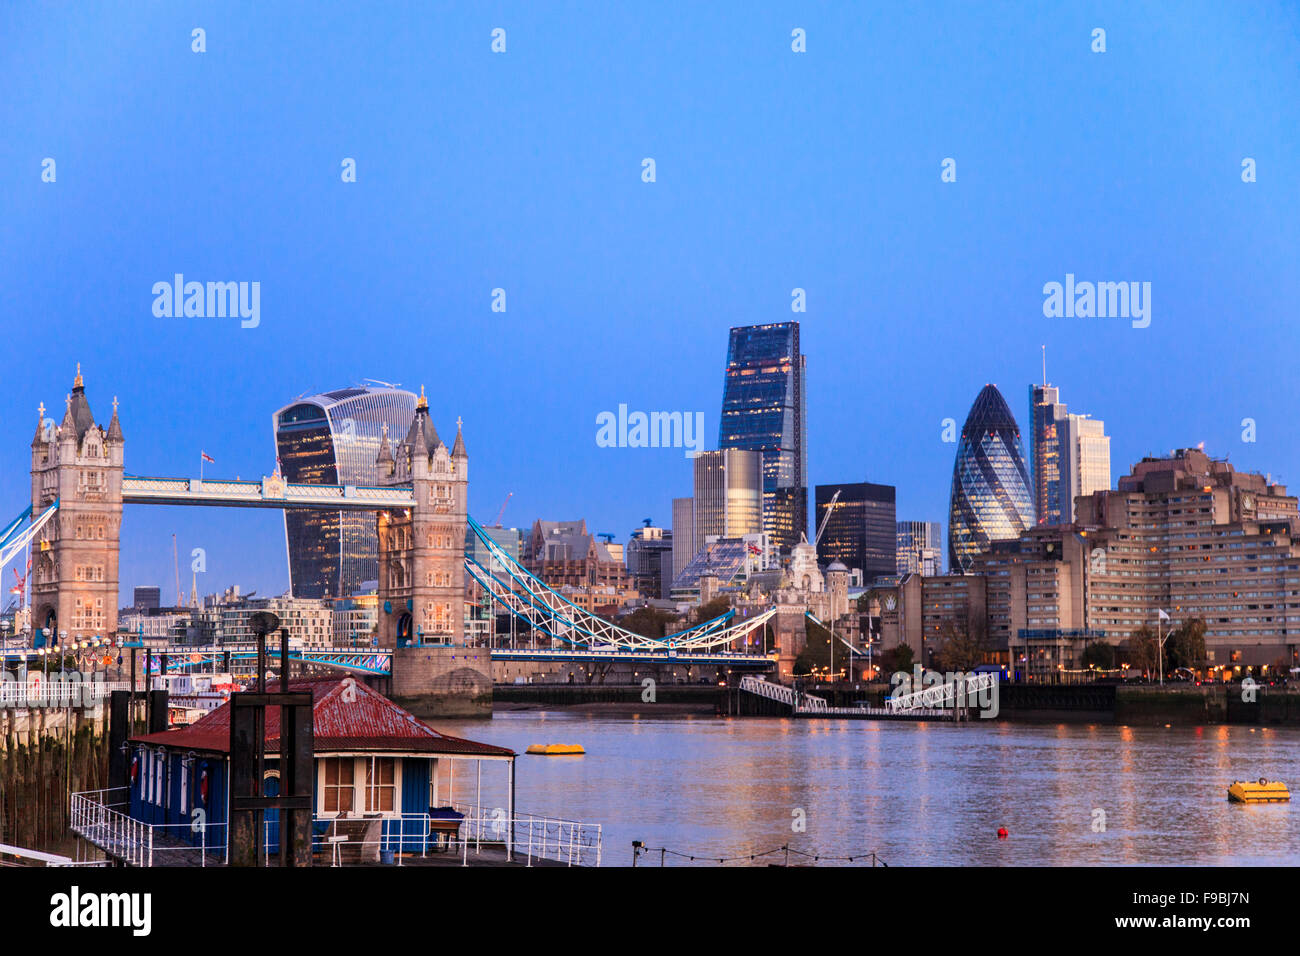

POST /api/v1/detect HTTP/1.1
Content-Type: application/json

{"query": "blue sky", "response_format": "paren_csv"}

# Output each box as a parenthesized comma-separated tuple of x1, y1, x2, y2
(2, 1, 1298, 604)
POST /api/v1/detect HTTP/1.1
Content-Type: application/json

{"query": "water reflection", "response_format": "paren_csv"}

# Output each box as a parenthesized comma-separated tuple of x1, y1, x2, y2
(436, 713, 1300, 866)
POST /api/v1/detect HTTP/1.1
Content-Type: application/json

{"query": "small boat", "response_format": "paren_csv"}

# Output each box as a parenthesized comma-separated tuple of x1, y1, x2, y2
(1227, 778, 1290, 803)
(526, 744, 585, 756)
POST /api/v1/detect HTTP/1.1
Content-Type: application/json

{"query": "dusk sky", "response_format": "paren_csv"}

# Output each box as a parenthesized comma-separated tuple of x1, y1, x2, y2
(3, 1, 1299, 604)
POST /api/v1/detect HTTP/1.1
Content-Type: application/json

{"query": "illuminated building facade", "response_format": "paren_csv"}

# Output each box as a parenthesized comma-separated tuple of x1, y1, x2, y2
(1029, 383, 1111, 525)
(815, 482, 897, 584)
(897, 520, 943, 576)
(718, 322, 807, 552)
(692, 449, 763, 554)
(948, 384, 1034, 574)
(273, 385, 417, 599)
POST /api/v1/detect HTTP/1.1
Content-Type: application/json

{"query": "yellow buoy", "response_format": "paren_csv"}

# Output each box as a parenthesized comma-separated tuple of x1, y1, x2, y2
(1227, 778, 1290, 803)
(526, 744, 585, 756)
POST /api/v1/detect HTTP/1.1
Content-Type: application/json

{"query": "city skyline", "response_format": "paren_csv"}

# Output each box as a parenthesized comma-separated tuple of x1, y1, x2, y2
(7, 2, 1300, 891)
(10, 357, 1286, 607)
(3, 3, 1298, 604)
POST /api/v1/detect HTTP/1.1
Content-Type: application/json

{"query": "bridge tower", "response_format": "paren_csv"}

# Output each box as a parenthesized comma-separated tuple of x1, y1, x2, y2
(29, 366, 124, 646)
(374, 387, 468, 647)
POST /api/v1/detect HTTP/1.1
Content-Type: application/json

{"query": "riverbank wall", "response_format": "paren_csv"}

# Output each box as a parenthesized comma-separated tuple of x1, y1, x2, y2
(1114, 685, 1300, 725)
(0, 708, 111, 849)
(495, 681, 1300, 725)
(493, 683, 722, 714)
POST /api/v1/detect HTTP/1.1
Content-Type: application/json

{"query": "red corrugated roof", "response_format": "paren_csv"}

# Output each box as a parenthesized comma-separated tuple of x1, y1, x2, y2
(131, 676, 513, 758)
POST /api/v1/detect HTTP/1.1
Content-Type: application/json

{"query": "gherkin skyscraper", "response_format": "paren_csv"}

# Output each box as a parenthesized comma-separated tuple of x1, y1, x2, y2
(948, 384, 1034, 574)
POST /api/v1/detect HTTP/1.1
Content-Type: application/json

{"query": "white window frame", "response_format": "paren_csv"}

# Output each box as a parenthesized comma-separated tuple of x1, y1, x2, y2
(315, 755, 404, 819)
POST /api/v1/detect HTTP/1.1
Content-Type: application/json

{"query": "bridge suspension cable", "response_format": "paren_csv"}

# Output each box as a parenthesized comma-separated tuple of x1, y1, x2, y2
(465, 516, 776, 651)
(0, 500, 59, 577)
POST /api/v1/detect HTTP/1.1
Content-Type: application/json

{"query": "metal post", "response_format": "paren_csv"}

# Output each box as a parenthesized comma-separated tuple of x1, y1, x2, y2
(253, 626, 267, 867)
(506, 757, 515, 862)
(256, 632, 266, 695)
(280, 628, 291, 691)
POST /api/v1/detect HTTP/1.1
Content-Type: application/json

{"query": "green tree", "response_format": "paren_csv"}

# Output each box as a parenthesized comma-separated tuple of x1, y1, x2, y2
(621, 606, 679, 639)
(794, 616, 845, 679)
(1121, 624, 1158, 675)
(694, 596, 732, 625)
(1165, 617, 1207, 672)
(878, 643, 914, 678)
(933, 621, 988, 672)
(1080, 640, 1116, 670)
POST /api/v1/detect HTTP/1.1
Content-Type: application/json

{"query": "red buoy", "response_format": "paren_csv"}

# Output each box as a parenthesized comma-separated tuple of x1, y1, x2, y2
(997, 827, 1008, 839)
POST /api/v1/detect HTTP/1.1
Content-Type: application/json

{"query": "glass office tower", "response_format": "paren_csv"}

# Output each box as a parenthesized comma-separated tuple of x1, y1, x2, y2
(1030, 384, 1112, 525)
(718, 322, 807, 552)
(692, 449, 764, 555)
(815, 482, 897, 584)
(948, 384, 1034, 574)
(896, 520, 943, 576)
(1029, 384, 1068, 526)
(273, 385, 417, 598)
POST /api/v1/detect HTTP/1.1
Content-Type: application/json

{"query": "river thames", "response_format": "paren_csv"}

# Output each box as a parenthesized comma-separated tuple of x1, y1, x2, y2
(438, 711, 1300, 866)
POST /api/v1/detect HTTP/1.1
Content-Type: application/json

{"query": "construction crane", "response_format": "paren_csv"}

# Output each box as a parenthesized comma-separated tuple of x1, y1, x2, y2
(597, 533, 615, 544)
(814, 490, 842, 549)
(10, 559, 30, 601)
(493, 492, 513, 527)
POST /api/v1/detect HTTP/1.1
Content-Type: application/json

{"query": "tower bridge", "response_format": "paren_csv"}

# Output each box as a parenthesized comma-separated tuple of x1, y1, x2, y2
(119, 475, 416, 510)
(5, 368, 781, 712)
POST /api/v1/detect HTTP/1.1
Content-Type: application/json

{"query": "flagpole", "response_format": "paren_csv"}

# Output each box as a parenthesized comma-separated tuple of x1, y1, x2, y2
(200, 450, 204, 482)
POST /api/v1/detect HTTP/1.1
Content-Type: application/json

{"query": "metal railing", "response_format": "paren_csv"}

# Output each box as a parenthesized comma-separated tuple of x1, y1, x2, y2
(70, 787, 154, 867)
(0, 679, 130, 708)
(738, 675, 829, 711)
(886, 671, 998, 712)
(452, 802, 602, 867)
(70, 789, 603, 867)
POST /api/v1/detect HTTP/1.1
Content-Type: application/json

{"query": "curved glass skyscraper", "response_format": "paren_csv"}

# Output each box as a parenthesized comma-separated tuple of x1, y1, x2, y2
(948, 384, 1034, 574)
(273, 385, 417, 598)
